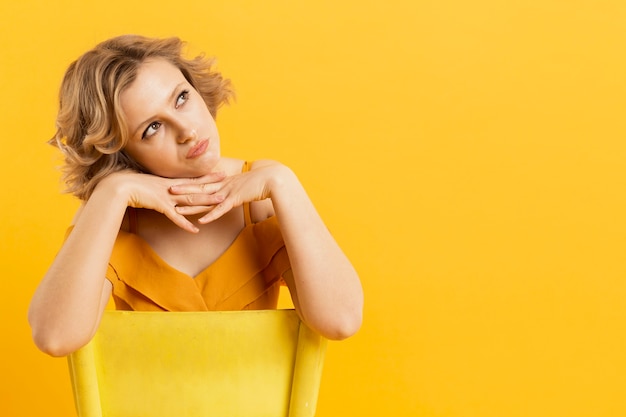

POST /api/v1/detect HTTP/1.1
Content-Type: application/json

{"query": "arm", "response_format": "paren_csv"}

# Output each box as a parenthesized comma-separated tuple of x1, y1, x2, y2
(269, 165, 363, 340)
(28, 182, 126, 356)
(172, 160, 364, 339)
(28, 171, 224, 356)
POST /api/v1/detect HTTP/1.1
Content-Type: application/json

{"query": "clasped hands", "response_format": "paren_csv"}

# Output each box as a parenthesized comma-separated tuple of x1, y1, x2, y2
(106, 161, 287, 233)
(121, 161, 286, 233)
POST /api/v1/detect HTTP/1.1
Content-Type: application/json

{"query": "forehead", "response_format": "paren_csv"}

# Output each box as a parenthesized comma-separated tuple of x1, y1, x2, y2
(136, 57, 185, 81)
(120, 58, 187, 117)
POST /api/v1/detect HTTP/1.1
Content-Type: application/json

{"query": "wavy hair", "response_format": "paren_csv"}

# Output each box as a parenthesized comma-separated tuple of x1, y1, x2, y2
(50, 34, 234, 200)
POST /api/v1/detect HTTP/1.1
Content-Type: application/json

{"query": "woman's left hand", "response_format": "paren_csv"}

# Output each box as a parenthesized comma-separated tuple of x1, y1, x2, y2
(169, 160, 286, 223)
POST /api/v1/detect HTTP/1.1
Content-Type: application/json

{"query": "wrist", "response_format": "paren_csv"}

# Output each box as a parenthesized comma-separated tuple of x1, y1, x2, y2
(92, 171, 134, 208)
(267, 164, 300, 200)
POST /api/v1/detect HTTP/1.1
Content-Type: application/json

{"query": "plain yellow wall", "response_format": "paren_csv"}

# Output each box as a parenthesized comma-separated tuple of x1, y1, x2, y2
(2, 1, 626, 416)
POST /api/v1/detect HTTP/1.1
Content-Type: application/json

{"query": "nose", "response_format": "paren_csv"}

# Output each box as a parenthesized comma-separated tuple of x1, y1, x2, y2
(177, 127, 197, 144)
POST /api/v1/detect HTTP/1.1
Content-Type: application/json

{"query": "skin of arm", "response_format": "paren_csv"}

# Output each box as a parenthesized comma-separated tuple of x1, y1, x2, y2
(28, 182, 125, 357)
(270, 165, 363, 340)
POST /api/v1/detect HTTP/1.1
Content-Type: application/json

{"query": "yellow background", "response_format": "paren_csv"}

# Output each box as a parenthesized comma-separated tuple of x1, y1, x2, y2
(2, 1, 626, 416)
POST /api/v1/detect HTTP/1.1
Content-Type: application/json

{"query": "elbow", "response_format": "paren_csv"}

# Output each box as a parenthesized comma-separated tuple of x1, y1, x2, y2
(300, 289, 364, 341)
(29, 313, 92, 357)
(33, 338, 75, 358)
(327, 312, 363, 341)
(31, 327, 91, 357)
(326, 288, 364, 340)
(314, 306, 363, 341)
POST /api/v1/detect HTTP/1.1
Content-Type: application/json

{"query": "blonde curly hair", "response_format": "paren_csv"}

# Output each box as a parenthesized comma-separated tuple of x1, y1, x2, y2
(50, 34, 234, 200)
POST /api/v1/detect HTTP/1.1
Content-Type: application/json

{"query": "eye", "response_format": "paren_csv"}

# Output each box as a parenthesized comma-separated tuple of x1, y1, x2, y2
(176, 90, 190, 108)
(142, 121, 161, 139)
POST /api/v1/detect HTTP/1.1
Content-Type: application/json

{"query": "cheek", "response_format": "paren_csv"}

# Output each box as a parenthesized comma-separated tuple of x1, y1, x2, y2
(123, 144, 155, 168)
(122, 144, 142, 162)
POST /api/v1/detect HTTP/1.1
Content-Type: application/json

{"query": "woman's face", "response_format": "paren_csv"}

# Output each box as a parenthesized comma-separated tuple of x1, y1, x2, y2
(120, 58, 221, 178)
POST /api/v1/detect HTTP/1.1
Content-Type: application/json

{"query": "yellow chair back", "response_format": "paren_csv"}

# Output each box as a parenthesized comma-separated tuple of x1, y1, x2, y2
(67, 309, 327, 417)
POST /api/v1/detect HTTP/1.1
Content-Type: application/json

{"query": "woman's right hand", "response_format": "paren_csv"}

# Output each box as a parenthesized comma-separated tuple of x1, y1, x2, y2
(98, 170, 227, 233)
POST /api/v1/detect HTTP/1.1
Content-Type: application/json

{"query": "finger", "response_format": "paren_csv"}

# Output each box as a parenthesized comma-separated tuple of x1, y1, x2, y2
(174, 193, 225, 207)
(169, 171, 227, 191)
(163, 208, 200, 233)
(197, 201, 232, 224)
(169, 182, 223, 195)
(175, 205, 216, 215)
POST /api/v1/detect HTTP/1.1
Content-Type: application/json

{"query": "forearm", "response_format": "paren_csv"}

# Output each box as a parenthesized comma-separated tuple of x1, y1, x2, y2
(28, 183, 129, 356)
(270, 166, 363, 339)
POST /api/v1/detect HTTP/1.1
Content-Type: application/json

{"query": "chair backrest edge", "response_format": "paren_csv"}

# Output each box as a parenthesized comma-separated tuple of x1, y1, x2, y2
(288, 322, 328, 417)
(67, 341, 102, 417)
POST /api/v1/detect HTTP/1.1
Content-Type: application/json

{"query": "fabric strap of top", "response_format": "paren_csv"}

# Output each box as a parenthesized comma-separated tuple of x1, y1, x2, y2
(242, 161, 252, 226)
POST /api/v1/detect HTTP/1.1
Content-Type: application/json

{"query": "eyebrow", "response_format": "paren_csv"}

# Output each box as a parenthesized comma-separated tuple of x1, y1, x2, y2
(130, 81, 188, 139)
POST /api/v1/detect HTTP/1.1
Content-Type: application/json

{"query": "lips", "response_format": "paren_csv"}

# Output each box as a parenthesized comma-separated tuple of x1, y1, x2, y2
(186, 140, 209, 159)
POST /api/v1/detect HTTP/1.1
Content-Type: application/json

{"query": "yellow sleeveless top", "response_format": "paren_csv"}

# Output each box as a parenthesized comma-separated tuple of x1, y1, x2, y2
(104, 161, 291, 311)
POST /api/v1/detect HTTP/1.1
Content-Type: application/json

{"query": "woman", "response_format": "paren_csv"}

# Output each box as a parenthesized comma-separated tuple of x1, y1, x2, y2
(28, 35, 363, 357)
